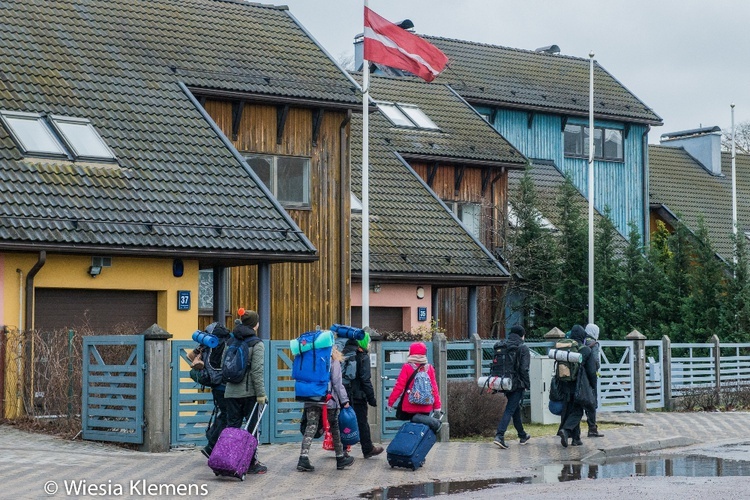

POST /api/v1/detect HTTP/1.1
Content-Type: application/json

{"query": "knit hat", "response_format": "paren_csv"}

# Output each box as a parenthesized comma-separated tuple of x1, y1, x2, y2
(585, 323, 600, 341)
(357, 331, 371, 350)
(238, 308, 259, 329)
(570, 324, 587, 344)
(509, 325, 526, 337)
(409, 342, 427, 356)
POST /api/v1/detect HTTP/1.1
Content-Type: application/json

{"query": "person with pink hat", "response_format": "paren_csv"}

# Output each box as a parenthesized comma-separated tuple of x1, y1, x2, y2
(387, 342, 442, 419)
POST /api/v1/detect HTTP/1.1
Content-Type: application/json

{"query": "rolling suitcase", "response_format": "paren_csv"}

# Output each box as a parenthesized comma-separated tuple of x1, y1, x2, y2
(207, 402, 266, 481)
(386, 422, 437, 470)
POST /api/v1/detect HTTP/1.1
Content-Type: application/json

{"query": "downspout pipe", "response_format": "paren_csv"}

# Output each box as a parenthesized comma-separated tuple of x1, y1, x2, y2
(642, 126, 651, 250)
(340, 110, 352, 323)
(24, 250, 46, 412)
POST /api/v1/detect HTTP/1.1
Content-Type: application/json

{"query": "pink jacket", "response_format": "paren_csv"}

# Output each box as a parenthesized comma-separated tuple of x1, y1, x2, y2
(388, 362, 441, 414)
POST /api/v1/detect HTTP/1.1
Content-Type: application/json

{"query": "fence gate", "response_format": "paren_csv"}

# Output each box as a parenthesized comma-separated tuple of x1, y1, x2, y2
(598, 340, 635, 412)
(82, 335, 144, 444)
(170, 340, 214, 448)
(378, 341, 432, 440)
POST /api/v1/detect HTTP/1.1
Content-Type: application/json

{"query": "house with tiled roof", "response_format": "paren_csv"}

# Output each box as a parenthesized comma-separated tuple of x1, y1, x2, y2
(0, 0, 362, 360)
(649, 127, 750, 263)
(351, 74, 527, 338)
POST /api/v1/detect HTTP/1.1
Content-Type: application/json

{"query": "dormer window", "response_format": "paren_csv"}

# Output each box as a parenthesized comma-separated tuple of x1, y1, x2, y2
(377, 102, 440, 130)
(0, 110, 115, 162)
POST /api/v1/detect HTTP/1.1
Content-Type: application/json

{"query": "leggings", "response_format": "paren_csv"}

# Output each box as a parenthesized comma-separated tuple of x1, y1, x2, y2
(300, 405, 343, 457)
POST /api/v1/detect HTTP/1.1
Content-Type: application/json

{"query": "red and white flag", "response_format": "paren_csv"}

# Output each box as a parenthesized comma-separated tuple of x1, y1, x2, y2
(363, 7, 448, 82)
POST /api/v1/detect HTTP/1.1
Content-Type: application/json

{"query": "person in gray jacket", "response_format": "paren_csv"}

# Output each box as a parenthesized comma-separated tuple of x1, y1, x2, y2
(224, 309, 267, 474)
(584, 323, 604, 437)
(297, 345, 354, 472)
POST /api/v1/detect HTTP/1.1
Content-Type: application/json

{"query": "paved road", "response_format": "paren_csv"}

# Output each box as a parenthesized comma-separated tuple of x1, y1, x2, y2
(3, 412, 750, 499)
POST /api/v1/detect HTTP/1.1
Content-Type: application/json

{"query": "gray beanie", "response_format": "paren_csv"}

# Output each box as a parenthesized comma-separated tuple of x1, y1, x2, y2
(585, 323, 600, 341)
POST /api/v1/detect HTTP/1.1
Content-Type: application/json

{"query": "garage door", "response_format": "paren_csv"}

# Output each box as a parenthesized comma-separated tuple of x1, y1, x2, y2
(351, 306, 404, 333)
(35, 288, 158, 334)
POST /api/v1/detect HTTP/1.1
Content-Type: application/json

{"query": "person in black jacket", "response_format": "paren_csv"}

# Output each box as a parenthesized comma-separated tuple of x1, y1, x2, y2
(557, 324, 598, 447)
(493, 325, 531, 449)
(341, 331, 384, 458)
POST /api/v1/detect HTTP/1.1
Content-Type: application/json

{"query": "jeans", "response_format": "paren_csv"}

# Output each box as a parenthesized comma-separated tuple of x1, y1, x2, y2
(495, 388, 526, 437)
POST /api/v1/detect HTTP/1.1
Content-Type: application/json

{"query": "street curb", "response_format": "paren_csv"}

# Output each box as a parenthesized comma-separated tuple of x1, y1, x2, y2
(584, 436, 699, 461)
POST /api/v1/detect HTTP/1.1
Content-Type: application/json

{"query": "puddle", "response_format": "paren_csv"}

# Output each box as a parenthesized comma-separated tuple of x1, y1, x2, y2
(360, 455, 750, 499)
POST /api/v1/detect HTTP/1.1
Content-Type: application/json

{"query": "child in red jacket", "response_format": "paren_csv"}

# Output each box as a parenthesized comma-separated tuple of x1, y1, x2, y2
(387, 342, 441, 419)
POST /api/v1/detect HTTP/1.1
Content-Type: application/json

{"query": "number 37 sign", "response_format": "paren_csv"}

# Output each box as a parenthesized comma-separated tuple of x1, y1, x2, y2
(177, 290, 191, 311)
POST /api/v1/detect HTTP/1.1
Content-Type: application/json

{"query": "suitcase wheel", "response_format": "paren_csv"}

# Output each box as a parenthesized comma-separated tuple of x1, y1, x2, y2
(213, 472, 219, 476)
(240, 474, 246, 482)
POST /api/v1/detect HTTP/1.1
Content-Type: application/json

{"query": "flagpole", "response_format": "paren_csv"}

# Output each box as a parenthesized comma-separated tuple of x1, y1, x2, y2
(732, 103, 737, 270)
(361, 0, 370, 329)
(588, 51, 595, 325)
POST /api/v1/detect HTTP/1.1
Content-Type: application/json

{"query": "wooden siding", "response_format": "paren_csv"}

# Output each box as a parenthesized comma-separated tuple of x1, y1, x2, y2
(202, 100, 350, 340)
(411, 161, 507, 339)
(489, 107, 647, 241)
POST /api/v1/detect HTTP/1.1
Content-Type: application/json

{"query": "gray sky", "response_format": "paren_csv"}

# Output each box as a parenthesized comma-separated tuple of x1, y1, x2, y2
(280, 0, 750, 143)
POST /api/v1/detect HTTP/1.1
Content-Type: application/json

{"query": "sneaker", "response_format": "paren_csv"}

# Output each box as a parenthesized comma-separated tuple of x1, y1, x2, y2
(336, 455, 354, 470)
(493, 435, 508, 449)
(363, 446, 384, 459)
(571, 439, 583, 446)
(557, 429, 569, 448)
(519, 434, 531, 445)
(297, 455, 314, 472)
(247, 461, 267, 474)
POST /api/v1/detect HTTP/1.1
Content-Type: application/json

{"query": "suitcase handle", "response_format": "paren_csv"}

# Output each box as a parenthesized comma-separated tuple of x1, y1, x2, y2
(242, 401, 267, 436)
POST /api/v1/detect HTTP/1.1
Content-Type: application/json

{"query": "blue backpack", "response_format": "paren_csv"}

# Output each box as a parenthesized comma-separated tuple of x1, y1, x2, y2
(222, 336, 261, 384)
(291, 330, 334, 402)
(407, 364, 435, 406)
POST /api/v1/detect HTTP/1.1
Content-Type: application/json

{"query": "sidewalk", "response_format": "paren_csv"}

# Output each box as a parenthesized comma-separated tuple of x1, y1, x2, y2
(3, 412, 750, 499)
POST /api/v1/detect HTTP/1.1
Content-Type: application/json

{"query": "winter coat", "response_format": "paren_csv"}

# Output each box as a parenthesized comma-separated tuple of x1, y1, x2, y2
(387, 362, 441, 414)
(342, 339, 377, 406)
(223, 325, 266, 399)
(562, 325, 597, 396)
(505, 332, 531, 391)
(304, 354, 350, 410)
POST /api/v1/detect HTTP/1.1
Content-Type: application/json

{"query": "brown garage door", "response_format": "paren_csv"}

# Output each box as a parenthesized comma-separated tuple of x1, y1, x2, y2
(351, 306, 404, 333)
(35, 288, 158, 334)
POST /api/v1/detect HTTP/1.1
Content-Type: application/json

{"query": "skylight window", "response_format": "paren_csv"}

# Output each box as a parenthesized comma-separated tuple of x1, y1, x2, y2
(0, 111, 66, 157)
(377, 102, 440, 130)
(49, 116, 115, 160)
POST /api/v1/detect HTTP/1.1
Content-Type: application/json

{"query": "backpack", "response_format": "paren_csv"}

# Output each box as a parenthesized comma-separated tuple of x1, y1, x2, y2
(221, 336, 261, 384)
(291, 330, 335, 402)
(553, 339, 580, 382)
(489, 340, 519, 391)
(335, 338, 358, 389)
(407, 364, 435, 406)
(190, 341, 226, 388)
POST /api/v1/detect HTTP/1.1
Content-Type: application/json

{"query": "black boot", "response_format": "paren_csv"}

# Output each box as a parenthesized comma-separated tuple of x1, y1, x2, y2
(557, 429, 569, 448)
(588, 426, 604, 438)
(297, 455, 314, 472)
(336, 455, 354, 470)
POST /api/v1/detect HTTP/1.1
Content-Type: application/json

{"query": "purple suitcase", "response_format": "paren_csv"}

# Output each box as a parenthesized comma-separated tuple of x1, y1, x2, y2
(207, 403, 265, 481)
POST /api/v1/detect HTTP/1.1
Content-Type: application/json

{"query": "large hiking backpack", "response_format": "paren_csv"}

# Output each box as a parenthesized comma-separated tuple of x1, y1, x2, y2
(488, 340, 519, 391)
(191, 342, 227, 388)
(407, 364, 435, 405)
(334, 338, 358, 390)
(222, 336, 261, 384)
(291, 330, 335, 402)
(553, 339, 580, 382)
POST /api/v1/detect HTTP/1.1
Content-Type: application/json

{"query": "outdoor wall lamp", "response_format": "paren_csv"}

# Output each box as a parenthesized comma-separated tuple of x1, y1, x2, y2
(416, 286, 425, 299)
(371, 284, 381, 293)
(88, 265, 102, 277)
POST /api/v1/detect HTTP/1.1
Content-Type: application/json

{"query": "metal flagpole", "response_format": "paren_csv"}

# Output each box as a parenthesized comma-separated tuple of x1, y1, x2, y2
(588, 52, 595, 325)
(362, 0, 370, 328)
(732, 103, 737, 269)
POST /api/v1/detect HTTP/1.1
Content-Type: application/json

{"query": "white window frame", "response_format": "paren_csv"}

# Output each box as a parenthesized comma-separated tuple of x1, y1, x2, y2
(48, 115, 116, 161)
(0, 110, 68, 158)
(377, 102, 441, 131)
(564, 123, 624, 162)
(245, 154, 311, 209)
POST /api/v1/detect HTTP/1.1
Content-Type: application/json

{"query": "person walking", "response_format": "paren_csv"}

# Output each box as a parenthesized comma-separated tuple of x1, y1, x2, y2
(584, 323, 604, 438)
(387, 342, 442, 420)
(341, 331, 384, 459)
(557, 324, 597, 447)
(492, 325, 532, 449)
(297, 345, 355, 472)
(224, 309, 267, 474)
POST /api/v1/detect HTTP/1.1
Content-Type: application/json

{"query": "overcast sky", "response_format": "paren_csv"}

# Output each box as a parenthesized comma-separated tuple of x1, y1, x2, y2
(280, 0, 749, 143)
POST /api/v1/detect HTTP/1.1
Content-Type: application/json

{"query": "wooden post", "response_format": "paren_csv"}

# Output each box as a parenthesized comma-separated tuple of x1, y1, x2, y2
(432, 332, 449, 441)
(627, 330, 647, 413)
(139, 325, 172, 452)
(544, 327, 566, 340)
(662, 335, 672, 411)
(711, 334, 721, 407)
(471, 333, 483, 380)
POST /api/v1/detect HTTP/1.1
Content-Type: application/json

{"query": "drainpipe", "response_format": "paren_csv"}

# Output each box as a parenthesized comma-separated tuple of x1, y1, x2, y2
(642, 126, 651, 249)
(340, 110, 352, 323)
(23, 251, 46, 411)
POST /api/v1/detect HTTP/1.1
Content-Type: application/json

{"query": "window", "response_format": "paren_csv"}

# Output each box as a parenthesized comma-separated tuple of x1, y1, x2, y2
(447, 201, 481, 238)
(246, 154, 310, 208)
(0, 110, 115, 161)
(198, 269, 231, 314)
(48, 115, 115, 160)
(377, 102, 440, 130)
(0, 111, 67, 157)
(351, 192, 363, 214)
(564, 124, 623, 161)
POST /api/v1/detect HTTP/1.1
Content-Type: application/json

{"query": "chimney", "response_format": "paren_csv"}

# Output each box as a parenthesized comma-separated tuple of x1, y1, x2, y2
(660, 126, 723, 176)
(535, 44, 560, 55)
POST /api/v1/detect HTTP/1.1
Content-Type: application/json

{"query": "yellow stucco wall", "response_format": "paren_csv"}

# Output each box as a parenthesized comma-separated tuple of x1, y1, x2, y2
(1, 251, 200, 418)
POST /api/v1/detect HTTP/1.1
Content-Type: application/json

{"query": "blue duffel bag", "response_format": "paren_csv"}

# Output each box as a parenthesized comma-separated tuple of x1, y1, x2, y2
(339, 406, 360, 445)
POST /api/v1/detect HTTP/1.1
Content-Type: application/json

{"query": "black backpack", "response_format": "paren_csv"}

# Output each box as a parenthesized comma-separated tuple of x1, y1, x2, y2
(191, 342, 226, 388)
(222, 336, 261, 384)
(489, 340, 519, 387)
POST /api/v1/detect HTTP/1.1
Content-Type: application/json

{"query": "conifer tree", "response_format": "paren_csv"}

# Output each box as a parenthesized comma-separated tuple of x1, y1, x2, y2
(721, 232, 750, 341)
(593, 206, 624, 339)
